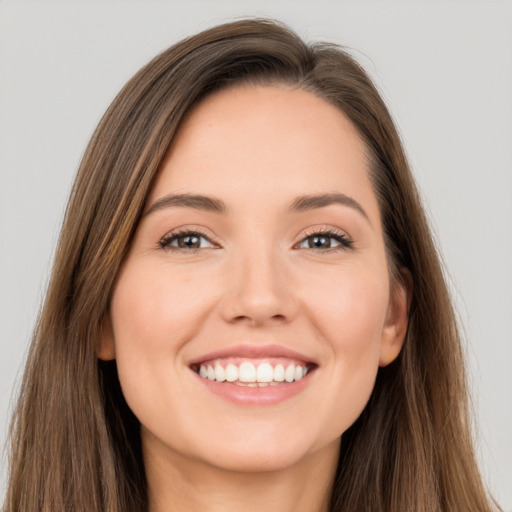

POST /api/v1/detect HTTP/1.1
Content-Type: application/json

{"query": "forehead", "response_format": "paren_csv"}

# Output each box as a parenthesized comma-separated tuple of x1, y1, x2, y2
(149, 84, 379, 222)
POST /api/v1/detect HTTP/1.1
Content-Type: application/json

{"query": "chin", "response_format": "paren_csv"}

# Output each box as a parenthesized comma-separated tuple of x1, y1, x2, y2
(193, 428, 334, 474)
(202, 445, 312, 474)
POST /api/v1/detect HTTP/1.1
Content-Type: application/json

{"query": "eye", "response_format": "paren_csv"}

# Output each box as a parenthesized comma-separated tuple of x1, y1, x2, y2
(297, 228, 353, 251)
(159, 229, 216, 251)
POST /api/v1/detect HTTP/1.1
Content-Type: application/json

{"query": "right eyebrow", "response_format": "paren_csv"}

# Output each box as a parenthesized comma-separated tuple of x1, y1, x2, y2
(144, 193, 228, 216)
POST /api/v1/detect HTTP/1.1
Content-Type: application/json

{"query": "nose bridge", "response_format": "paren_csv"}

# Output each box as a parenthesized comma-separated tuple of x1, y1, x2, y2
(221, 233, 296, 325)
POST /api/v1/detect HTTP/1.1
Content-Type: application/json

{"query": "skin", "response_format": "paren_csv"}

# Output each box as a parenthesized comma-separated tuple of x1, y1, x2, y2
(101, 84, 409, 512)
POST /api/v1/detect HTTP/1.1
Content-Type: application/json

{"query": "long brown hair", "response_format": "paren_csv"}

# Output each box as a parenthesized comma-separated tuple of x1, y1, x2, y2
(5, 18, 500, 512)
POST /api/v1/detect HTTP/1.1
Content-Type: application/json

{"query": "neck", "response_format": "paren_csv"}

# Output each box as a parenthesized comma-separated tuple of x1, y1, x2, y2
(144, 435, 340, 512)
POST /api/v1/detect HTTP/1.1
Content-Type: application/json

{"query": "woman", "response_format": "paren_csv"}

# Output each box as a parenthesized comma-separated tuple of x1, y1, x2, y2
(4, 18, 500, 512)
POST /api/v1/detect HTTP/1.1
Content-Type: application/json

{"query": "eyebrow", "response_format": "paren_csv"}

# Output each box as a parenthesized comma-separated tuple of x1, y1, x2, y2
(145, 193, 227, 216)
(289, 193, 369, 221)
(145, 192, 369, 221)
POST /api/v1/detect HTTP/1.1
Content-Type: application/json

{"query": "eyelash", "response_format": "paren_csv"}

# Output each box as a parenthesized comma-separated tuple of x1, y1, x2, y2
(158, 228, 216, 253)
(158, 227, 353, 253)
(299, 228, 354, 251)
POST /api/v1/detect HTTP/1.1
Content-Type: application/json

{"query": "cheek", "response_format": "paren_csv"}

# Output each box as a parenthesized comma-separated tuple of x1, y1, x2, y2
(111, 262, 212, 355)
(304, 264, 389, 354)
(109, 262, 214, 409)
(299, 264, 389, 435)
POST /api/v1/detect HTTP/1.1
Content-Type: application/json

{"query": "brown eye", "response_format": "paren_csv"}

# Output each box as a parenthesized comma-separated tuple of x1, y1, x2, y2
(177, 234, 201, 248)
(306, 235, 333, 249)
(297, 230, 353, 251)
(159, 231, 215, 251)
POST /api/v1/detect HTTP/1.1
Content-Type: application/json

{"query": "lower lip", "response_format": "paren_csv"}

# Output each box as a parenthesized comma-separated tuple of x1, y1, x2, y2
(192, 371, 313, 406)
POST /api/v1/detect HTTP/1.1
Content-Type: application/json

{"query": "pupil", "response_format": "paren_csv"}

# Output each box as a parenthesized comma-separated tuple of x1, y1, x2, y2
(310, 235, 330, 248)
(179, 235, 200, 248)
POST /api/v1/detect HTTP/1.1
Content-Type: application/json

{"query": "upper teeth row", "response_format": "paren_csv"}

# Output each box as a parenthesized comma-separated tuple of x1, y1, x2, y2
(198, 362, 308, 383)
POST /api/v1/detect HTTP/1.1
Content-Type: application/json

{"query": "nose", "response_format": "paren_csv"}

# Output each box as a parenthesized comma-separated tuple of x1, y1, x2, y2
(219, 243, 298, 327)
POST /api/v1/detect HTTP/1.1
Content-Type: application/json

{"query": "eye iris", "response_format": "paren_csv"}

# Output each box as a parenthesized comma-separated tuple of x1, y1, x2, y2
(309, 235, 331, 248)
(178, 234, 201, 248)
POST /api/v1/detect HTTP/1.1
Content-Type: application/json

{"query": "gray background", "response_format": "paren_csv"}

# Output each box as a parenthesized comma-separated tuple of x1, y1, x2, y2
(1, 0, 511, 508)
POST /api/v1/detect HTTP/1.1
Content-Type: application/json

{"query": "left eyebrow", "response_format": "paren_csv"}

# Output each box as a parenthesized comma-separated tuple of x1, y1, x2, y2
(144, 193, 228, 216)
(289, 193, 370, 223)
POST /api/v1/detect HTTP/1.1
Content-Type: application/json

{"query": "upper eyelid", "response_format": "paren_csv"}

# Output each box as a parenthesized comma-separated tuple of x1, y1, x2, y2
(296, 228, 353, 250)
(160, 226, 218, 242)
(295, 225, 352, 244)
(159, 228, 218, 249)
(301, 226, 349, 238)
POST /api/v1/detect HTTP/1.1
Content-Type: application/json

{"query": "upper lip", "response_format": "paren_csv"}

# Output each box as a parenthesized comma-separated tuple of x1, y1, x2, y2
(188, 344, 317, 366)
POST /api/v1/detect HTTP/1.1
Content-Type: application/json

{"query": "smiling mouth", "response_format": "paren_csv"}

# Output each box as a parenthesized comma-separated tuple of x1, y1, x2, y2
(191, 359, 315, 387)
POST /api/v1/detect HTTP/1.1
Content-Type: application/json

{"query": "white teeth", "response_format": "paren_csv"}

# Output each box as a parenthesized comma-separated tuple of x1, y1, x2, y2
(225, 363, 238, 382)
(256, 362, 273, 382)
(285, 364, 296, 383)
(274, 364, 285, 382)
(239, 362, 257, 382)
(197, 361, 310, 384)
(215, 363, 226, 382)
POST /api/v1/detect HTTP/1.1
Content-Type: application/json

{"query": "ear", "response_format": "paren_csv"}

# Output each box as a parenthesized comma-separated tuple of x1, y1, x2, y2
(98, 316, 116, 361)
(379, 268, 412, 367)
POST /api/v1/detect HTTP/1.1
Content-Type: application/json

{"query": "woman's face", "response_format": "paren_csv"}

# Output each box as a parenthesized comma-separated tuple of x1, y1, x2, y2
(103, 85, 408, 475)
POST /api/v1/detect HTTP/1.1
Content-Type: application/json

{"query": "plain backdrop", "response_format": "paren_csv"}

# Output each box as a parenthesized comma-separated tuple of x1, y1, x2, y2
(1, 0, 511, 508)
